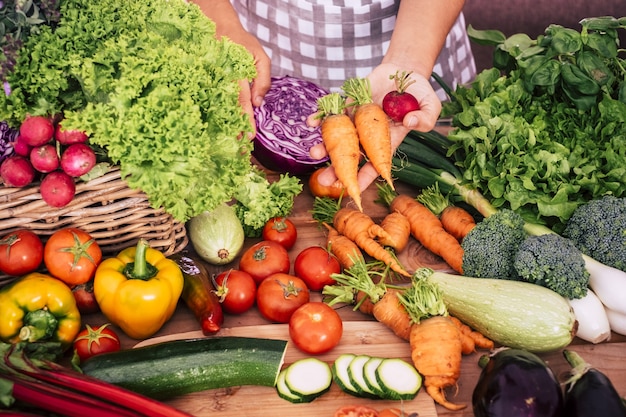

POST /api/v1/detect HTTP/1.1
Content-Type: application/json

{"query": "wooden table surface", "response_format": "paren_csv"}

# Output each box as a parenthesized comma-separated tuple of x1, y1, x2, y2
(82, 174, 626, 417)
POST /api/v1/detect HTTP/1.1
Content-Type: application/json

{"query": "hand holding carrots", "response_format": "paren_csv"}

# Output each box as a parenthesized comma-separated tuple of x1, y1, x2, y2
(310, 63, 442, 194)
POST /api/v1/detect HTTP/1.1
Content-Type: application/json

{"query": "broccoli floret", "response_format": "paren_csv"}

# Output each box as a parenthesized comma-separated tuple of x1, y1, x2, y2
(461, 209, 526, 279)
(562, 195, 626, 272)
(513, 234, 589, 299)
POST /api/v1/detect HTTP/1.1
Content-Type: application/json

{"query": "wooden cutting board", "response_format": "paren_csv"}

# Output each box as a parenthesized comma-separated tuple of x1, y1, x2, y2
(134, 321, 438, 417)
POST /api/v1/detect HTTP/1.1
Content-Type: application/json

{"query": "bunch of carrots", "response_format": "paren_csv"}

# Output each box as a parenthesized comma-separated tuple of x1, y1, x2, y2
(312, 196, 411, 277)
(315, 77, 394, 212)
(376, 183, 473, 274)
(323, 258, 493, 411)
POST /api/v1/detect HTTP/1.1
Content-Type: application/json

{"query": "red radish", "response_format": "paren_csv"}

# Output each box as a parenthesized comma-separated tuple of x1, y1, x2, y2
(12, 136, 32, 156)
(19, 115, 54, 147)
(0, 155, 36, 187)
(60, 143, 96, 177)
(40, 171, 76, 207)
(382, 70, 421, 123)
(30, 144, 60, 173)
(55, 123, 88, 145)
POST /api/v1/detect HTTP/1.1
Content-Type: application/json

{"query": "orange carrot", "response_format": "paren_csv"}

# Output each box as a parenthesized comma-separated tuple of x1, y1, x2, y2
(317, 93, 363, 211)
(342, 77, 394, 189)
(379, 211, 411, 252)
(440, 206, 476, 241)
(371, 288, 412, 341)
(409, 316, 465, 410)
(333, 207, 411, 277)
(324, 222, 365, 270)
(449, 315, 494, 351)
(416, 184, 476, 241)
(379, 184, 464, 274)
(397, 276, 466, 410)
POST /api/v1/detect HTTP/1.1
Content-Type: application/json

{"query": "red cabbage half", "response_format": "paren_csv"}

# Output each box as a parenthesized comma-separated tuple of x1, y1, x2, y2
(0, 121, 18, 164)
(253, 75, 329, 175)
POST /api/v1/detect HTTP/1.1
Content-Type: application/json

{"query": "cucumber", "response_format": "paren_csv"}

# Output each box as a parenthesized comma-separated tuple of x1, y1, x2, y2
(376, 358, 422, 400)
(332, 353, 362, 397)
(347, 355, 378, 398)
(283, 358, 332, 402)
(80, 337, 287, 399)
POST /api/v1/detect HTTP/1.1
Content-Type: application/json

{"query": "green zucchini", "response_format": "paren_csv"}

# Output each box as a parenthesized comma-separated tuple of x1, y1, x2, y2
(332, 353, 362, 397)
(80, 337, 287, 399)
(347, 355, 378, 398)
(276, 369, 308, 403)
(426, 270, 577, 352)
(375, 358, 422, 401)
(283, 358, 332, 402)
(362, 356, 386, 398)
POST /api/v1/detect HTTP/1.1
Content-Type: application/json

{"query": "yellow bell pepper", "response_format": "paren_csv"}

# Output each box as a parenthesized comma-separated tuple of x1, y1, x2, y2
(0, 273, 81, 349)
(94, 239, 183, 339)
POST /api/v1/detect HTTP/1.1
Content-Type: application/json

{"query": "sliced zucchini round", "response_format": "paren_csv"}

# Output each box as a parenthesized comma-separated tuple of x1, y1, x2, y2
(376, 358, 422, 400)
(284, 358, 332, 402)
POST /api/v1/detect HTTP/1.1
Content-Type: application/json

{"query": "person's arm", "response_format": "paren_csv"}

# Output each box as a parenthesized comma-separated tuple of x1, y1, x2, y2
(384, 0, 465, 80)
(190, 0, 271, 132)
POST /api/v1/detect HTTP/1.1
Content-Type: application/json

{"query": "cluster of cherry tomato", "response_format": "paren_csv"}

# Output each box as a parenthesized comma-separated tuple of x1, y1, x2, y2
(213, 216, 344, 355)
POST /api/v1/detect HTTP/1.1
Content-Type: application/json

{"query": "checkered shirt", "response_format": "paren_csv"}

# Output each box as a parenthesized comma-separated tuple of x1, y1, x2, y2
(231, 0, 476, 100)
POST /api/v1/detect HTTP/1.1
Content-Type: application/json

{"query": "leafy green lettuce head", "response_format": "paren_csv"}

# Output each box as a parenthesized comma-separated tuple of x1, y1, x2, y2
(1, 0, 259, 221)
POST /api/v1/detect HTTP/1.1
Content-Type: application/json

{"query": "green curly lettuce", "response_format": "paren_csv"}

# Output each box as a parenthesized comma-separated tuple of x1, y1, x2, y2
(1, 0, 264, 221)
(233, 166, 303, 237)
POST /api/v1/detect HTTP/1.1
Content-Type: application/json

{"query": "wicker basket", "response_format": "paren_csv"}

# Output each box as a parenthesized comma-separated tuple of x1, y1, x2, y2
(0, 167, 188, 263)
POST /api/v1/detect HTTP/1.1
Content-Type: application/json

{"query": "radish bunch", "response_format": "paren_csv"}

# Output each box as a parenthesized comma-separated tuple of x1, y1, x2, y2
(0, 115, 96, 208)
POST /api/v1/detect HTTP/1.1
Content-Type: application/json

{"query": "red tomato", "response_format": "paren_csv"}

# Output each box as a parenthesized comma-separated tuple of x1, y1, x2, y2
(0, 229, 43, 276)
(72, 279, 100, 315)
(334, 406, 379, 417)
(239, 240, 290, 285)
(256, 273, 309, 323)
(214, 269, 257, 315)
(294, 246, 341, 291)
(309, 168, 345, 200)
(289, 302, 343, 355)
(72, 323, 121, 362)
(262, 217, 297, 250)
(44, 227, 102, 286)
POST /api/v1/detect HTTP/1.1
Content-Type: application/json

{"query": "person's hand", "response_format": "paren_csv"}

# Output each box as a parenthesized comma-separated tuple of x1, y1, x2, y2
(309, 63, 442, 191)
(227, 31, 272, 137)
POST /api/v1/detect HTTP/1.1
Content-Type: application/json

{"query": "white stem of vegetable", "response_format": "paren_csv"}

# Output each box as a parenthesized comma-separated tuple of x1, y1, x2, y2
(605, 307, 626, 336)
(567, 289, 611, 344)
(583, 255, 626, 315)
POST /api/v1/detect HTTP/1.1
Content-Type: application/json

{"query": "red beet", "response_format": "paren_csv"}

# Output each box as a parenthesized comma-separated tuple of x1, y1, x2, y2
(55, 122, 89, 145)
(19, 115, 54, 147)
(0, 155, 36, 187)
(60, 143, 96, 177)
(382, 70, 421, 123)
(40, 171, 76, 208)
(30, 144, 60, 173)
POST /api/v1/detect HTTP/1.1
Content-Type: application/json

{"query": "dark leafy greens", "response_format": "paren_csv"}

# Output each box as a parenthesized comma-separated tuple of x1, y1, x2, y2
(0, 0, 269, 222)
(444, 16, 626, 231)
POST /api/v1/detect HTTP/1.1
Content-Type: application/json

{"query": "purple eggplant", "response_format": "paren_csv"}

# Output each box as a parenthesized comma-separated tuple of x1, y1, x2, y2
(472, 348, 563, 417)
(562, 349, 626, 417)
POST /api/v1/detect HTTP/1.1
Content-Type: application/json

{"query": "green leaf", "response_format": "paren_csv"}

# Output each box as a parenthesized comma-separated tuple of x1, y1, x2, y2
(467, 24, 507, 46)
